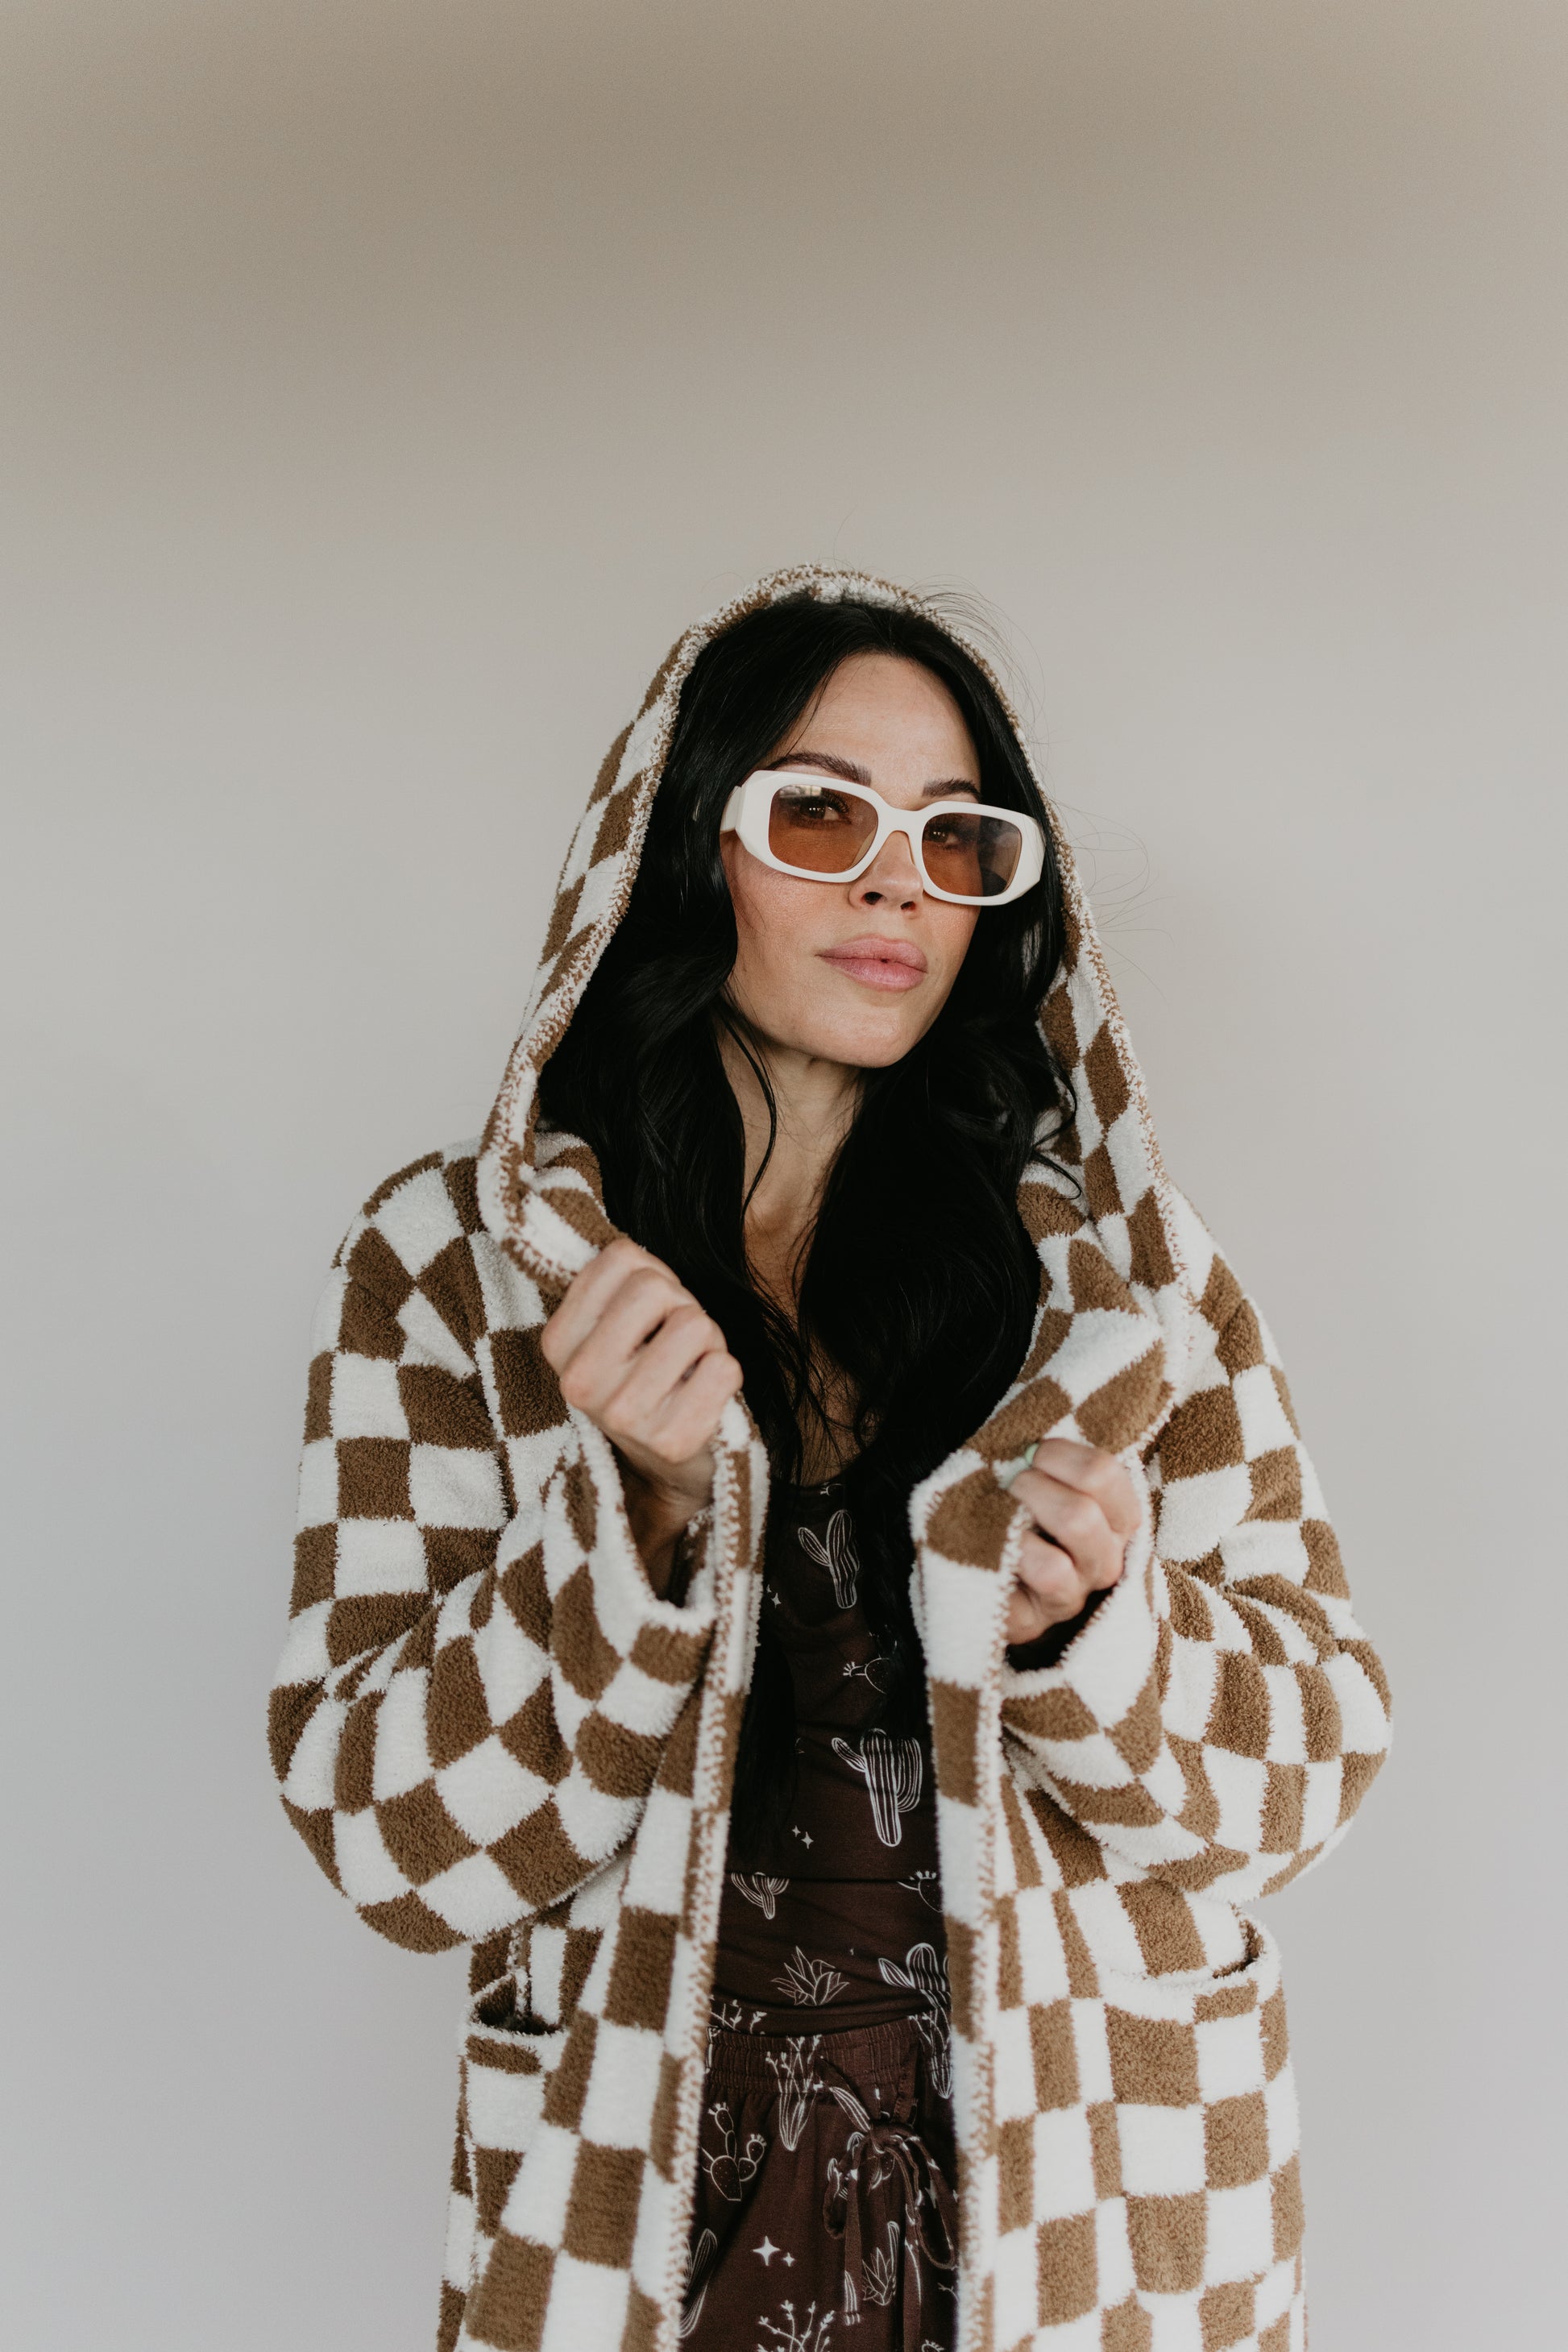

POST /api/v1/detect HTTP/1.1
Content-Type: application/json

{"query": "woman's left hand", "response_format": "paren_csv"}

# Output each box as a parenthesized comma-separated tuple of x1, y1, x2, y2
(1004, 1438, 1141, 1647)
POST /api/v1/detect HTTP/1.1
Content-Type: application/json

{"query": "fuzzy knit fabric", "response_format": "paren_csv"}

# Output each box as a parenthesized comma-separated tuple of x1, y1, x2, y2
(268, 566, 1391, 2352)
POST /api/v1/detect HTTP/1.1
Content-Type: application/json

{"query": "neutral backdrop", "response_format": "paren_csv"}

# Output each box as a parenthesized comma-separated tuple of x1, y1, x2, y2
(2, 6, 1563, 2347)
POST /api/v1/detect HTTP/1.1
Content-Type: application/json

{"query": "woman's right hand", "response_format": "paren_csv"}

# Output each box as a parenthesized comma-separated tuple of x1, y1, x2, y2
(539, 1236, 743, 1591)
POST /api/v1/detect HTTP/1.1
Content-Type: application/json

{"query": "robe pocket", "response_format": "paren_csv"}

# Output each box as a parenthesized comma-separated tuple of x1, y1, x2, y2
(460, 2016, 570, 2241)
(1068, 1876, 1257, 1986)
(1093, 1918, 1305, 2297)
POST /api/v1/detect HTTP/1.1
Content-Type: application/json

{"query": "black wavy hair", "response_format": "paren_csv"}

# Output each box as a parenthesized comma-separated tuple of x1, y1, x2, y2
(537, 592, 1074, 1858)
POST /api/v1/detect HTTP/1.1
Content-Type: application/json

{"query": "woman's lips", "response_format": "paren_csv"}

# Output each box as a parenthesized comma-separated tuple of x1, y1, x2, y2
(818, 935, 928, 993)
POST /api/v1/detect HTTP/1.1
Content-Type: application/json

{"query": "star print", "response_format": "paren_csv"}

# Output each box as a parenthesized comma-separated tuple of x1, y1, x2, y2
(754, 2235, 779, 2266)
(782, 2251, 795, 2267)
(791, 1827, 814, 1848)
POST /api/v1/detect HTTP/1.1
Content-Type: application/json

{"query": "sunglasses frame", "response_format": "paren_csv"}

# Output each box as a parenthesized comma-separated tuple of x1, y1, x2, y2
(719, 768, 1046, 906)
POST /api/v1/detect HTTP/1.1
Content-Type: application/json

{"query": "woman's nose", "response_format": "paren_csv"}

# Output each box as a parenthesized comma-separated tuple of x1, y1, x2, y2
(851, 830, 923, 907)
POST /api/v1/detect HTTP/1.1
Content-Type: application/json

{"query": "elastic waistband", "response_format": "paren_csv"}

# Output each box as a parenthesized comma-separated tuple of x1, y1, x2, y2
(703, 2011, 930, 2091)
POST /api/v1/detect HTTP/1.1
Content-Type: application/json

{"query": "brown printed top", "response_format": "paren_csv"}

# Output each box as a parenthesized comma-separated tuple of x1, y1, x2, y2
(711, 1475, 952, 2049)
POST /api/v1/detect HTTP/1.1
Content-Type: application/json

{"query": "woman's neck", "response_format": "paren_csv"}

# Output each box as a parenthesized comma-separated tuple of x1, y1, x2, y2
(717, 1017, 861, 1314)
(717, 1016, 864, 1482)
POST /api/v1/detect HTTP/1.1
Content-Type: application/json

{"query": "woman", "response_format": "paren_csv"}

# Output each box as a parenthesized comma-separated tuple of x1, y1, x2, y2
(269, 567, 1390, 2352)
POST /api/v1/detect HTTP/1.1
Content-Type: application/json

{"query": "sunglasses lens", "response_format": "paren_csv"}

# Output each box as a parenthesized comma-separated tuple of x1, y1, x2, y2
(920, 810, 1025, 900)
(768, 781, 879, 873)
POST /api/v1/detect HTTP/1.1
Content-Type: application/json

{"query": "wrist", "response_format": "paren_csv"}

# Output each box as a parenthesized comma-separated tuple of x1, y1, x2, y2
(616, 1454, 714, 1597)
(620, 1461, 711, 1535)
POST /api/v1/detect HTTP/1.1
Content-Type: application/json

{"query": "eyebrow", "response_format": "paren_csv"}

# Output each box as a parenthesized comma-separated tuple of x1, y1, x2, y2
(764, 750, 981, 799)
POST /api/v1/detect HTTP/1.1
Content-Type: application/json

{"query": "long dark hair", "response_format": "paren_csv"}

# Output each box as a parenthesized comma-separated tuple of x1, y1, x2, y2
(537, 592, 1073, 1856)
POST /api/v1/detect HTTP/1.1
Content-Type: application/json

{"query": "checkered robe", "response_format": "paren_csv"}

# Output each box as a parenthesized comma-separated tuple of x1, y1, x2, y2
(268, 568, 1391, 2352)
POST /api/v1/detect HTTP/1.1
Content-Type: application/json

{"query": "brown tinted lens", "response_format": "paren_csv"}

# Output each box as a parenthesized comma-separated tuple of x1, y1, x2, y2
(767, 780, 879, 873)
(919, 808, 1023, 899)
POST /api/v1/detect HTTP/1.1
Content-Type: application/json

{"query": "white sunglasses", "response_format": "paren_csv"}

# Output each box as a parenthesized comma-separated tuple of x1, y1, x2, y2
(719, 769, 1046, 907)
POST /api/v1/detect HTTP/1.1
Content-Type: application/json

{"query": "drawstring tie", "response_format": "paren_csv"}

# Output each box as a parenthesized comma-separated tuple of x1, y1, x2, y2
(823, 2097, 957, 2348)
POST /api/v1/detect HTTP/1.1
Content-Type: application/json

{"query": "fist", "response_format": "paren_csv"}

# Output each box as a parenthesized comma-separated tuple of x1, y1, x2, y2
(1005, 1438, 1139, 1649)
(539, 1236, 743, 1538)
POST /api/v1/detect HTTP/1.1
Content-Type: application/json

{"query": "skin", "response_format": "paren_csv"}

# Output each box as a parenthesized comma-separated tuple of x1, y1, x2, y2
(539, 652, 1137, 1630)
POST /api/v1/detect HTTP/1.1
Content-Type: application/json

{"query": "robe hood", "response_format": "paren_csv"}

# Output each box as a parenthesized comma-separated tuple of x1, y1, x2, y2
(476, 562, 1194, 1475)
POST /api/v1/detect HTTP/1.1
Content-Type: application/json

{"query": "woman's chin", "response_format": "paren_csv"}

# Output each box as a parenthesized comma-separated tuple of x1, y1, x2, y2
(786, 1010, 929, 1071)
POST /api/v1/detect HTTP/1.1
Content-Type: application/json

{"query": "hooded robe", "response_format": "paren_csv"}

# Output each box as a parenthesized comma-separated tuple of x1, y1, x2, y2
(268, 565, 1391, 2352)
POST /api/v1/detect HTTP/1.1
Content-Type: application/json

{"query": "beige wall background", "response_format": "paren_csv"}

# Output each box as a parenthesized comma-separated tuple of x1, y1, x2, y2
(2, 4, 1563, 2345)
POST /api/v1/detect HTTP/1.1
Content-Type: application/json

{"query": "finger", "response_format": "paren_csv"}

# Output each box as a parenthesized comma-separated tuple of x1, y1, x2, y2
(1006, 1584, 1051, 1645)
(600, 1303, 731, 1431)
(542, 1238, 690, 1367)
(553, 1265, 696, 1406)
(1011, 1531, 1089, 1612)
(1010, 1467, 1125, 1591)
(582, 1263, 701, 1375)
(546, 1244, 689, 1369)
(1027, 1437, 1142, 1539)
(1006, 1534, 1089, 1643)
(628, 1348, 744, 1465)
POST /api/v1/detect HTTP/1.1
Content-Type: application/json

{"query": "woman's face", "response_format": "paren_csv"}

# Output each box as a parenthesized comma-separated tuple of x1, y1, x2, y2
(719, 652, 982, 1071)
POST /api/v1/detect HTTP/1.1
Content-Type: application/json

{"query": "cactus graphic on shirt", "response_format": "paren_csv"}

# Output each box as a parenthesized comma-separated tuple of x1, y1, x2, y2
(774, 1945, 848, 2009)
(796, 1508, 861, 1607)
(731, 1871, 790, 1921)
(831, 1728, 923, 1847)
(708, 1997, 765, 2039)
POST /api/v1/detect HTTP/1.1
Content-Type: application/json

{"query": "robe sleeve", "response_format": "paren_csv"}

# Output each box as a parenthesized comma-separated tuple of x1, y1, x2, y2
(998, 1210, 1391, 1902)
(266, 1155, 717, 1952)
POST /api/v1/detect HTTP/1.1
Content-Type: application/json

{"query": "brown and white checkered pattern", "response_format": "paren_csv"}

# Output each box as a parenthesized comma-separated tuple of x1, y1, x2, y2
(907, 1180, 1388, 2351)
(268, 1146, 725, 1960)
(270, 567, 1390, 2352)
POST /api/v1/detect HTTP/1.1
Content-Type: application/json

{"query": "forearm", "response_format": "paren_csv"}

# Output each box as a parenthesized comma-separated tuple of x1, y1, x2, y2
(276, 1167, 729, 1952)
(1000, 1550, 1392, 1890)
(274, 1493, 721, 1944)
